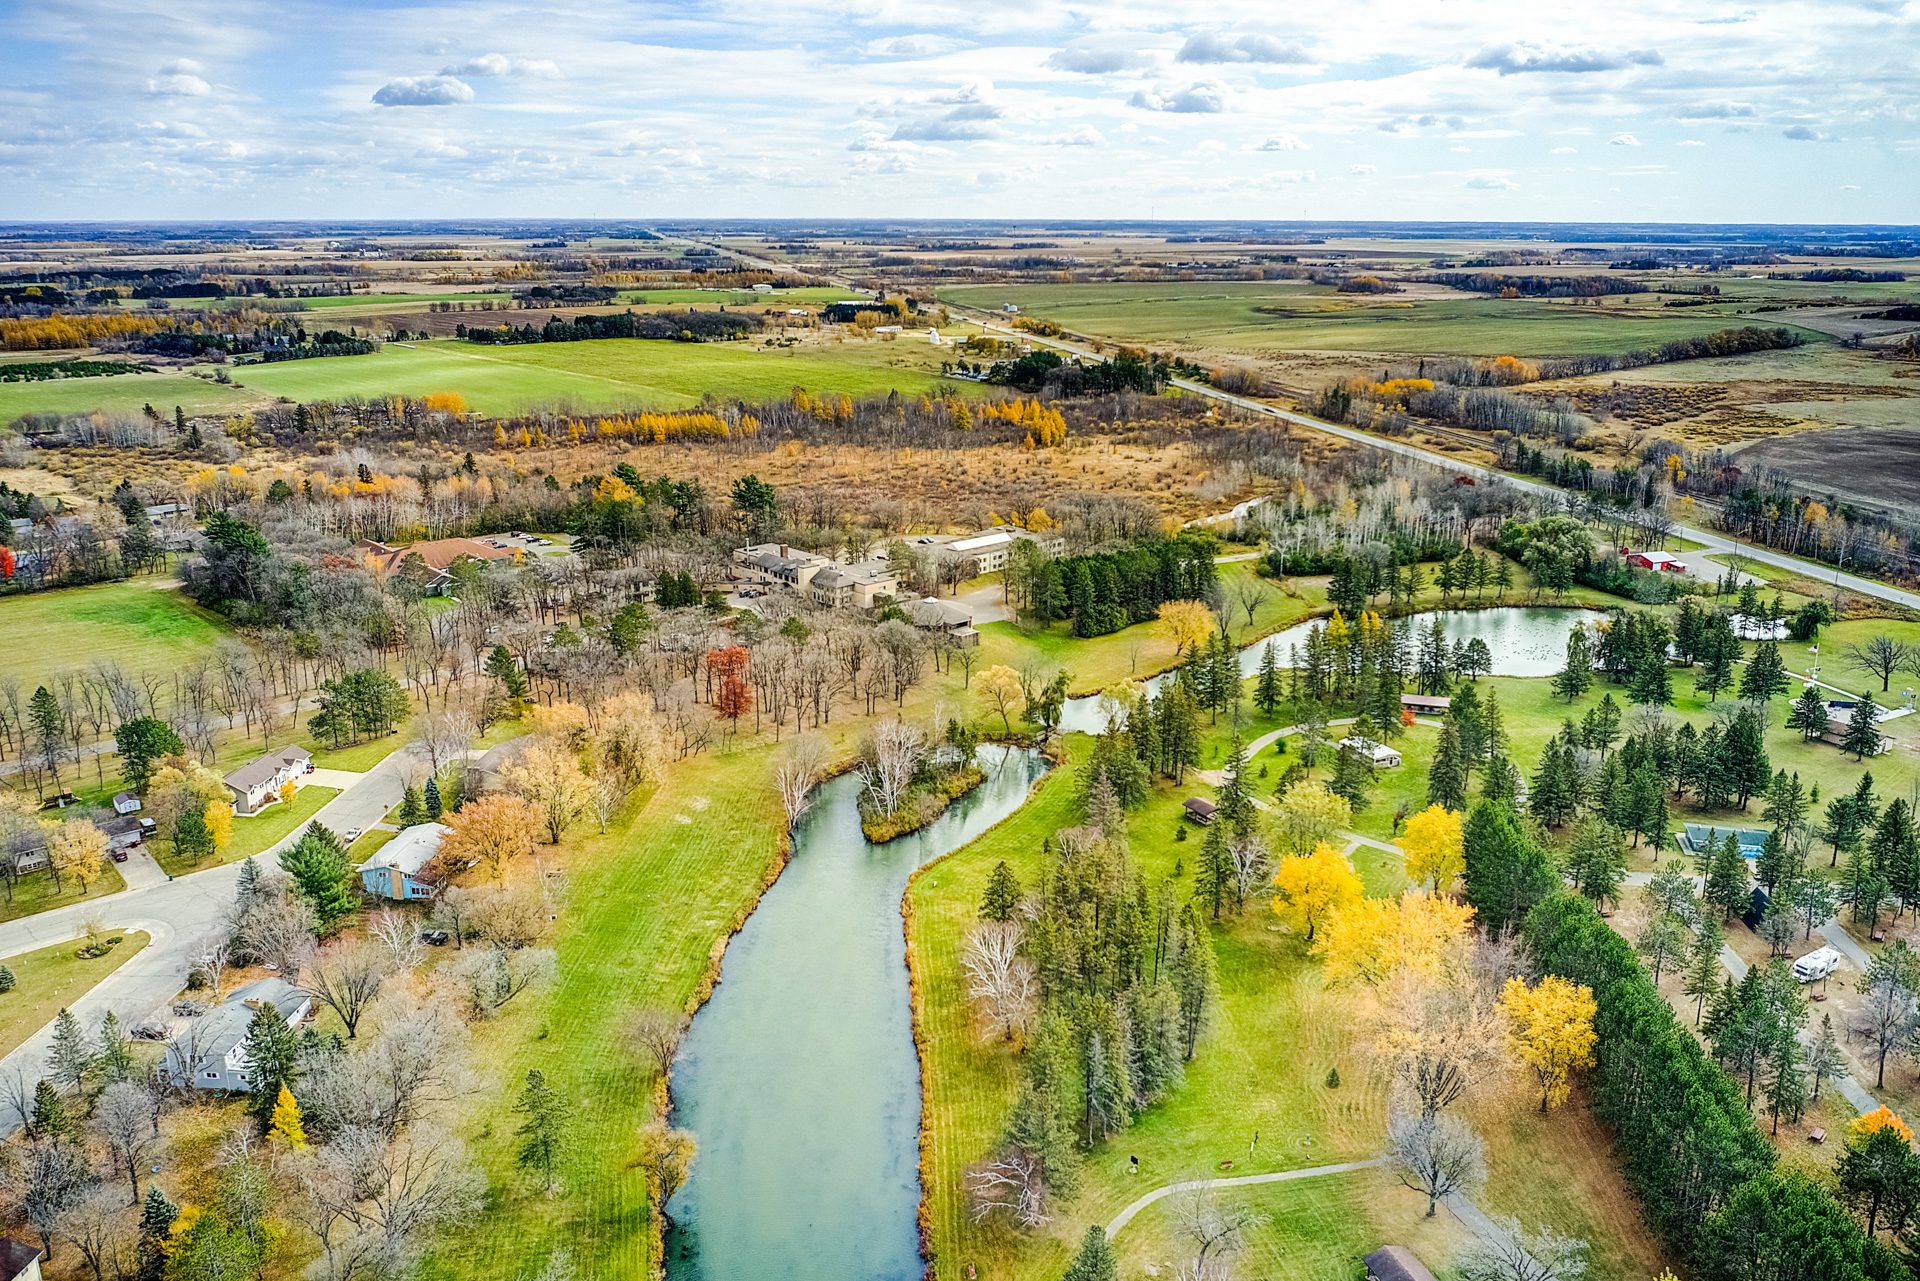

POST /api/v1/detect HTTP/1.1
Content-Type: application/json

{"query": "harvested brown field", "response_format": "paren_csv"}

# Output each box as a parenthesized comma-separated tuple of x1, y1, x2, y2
(1734, 424, 1920, 515)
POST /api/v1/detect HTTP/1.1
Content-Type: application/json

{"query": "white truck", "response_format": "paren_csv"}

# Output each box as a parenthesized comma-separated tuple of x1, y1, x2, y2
(1792, 946, 1843, 984)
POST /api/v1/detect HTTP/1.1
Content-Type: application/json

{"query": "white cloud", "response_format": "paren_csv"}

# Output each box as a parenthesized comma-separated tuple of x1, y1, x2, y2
(1177, 32, 1309, 65)
(371, 76, 475, 107)
(1465, 174, 1518, 189)
(1549, 145, 1577, 154)
(860, 34, 969, 59)
(1467, 43, 1664, 75)
(1258, 132, 1307, 151)
(1050, 125, 1103, 146)
(1608, 132, 1642, 146)
(1047, 38, 1153, 74)
(1782, 125, 1822, 141)
(442, 54, 560, 78)
(1677, 138, 1705, 147)
(1129, 82, 1228, 114)
(148, 73, 210, 97)
(1350, 163, 1378, 175)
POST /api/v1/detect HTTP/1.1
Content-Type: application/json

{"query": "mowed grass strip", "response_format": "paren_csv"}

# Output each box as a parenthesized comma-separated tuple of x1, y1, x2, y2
(0, 370, 262, 424)
(426, 746, 788, 1281)
(0, 930, 150, 1058)
(233, 336, 963, 416)
(0, 578, 231, 688)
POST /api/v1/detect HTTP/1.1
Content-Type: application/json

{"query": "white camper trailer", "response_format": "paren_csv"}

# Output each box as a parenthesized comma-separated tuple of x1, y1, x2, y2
(1792, 947, 1843, 984)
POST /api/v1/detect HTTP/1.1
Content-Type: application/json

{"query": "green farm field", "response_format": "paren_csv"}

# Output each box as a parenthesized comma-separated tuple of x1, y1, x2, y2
(0, 578, 231, 688)
(232, 336, 962, 414)
(940, 281, 1828, 359)
(0, 369, 261, 423)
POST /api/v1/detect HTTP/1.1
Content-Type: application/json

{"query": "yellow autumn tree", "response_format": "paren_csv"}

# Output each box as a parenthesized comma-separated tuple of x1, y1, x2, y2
(279, 780, 298, 807)
(268, 1084, 308, 1150)
(47, 820, 111, 895)
(1271, 842, 1364, 942)
(1500, 974, 1597, 1111)
(1156, 600, 1215, 660)
(1851, 1105, 1913, 1146)
(1314, 891, 1476, 986)
(203, 801, 233, 854)
(1400, 805, 1465, 892)
(976, 665, 1025, 735)
(440, 793, 541, 884)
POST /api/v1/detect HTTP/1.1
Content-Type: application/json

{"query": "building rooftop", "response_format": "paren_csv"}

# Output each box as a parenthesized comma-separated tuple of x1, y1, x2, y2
(360, 537, 517, 576)
(224, 745, 311, 792)
(360, 821, 452, 878)
(199, 978, 307, 1060)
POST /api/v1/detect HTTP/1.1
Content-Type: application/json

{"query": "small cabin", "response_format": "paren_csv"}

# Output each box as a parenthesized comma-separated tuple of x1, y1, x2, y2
(1399, 694, 1451, 714)
(1183, 797, 1218, 825)
(1339, 737, 1403, 769)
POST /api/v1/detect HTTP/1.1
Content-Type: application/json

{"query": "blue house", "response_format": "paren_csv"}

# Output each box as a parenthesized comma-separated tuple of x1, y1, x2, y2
(358, 821, 453, 901)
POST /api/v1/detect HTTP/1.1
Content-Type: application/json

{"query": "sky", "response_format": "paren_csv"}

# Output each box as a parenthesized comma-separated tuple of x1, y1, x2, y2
(2, 0, 1917, 223)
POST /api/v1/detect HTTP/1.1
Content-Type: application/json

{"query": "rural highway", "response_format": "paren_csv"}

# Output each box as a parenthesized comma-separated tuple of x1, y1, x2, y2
(672, 228, 1920, 612)
(0, 748, 411, 1129)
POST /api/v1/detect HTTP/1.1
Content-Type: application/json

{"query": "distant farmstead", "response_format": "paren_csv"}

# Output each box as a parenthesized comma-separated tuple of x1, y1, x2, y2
(1624, 549, 1687, 573)
(1340, 737, 1403, 768)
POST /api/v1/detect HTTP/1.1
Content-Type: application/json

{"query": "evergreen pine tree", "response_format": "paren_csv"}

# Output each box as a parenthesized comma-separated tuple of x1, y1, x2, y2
(240, 1004, 301, 1127)
(49, 1007, 90, 1095)
(1705, 832, 1751, 922)
(1807, 1014, 1846, 1102)
(1786, 684, 1829, 742)
(1061, 1225, 1120, 1281)
(1197, 820, 1232, 920)
(32, 1078, 71, 1140)
(1844, 696, 1885, 761)
(279, 824, 358, 933)
(1427, 722, 1469, 812)
(396, 783, 426, 828)
(235, 856, 261, 900)
(1479, 686, 1508, 763)
(1683, 918, 1726, 1025)
(1254, 642, 1282, 716)
(425, 775, 444, 820)
(981, 861, 1023, 921)
(1216, 738, 1255, 839)
(1173, 907, 1216, 1060)
(1740, 640, 1790, 705)
(515, 1068, 571, 1195)
(1552, 626, 1593, 703)
(0, 965, 14, 993)
(95, 1010, 135, 1084)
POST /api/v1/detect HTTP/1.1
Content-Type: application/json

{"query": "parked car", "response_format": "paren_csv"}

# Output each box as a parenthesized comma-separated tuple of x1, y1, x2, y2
(418, 929, 451, 947)
(132, 1020, 169, 1041)
(110, 847, 129, 864)
(343, 827, 363, 844)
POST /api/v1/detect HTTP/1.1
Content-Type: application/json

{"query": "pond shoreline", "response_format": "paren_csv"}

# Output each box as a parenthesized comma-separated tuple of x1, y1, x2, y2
(863, 765, 987, 843)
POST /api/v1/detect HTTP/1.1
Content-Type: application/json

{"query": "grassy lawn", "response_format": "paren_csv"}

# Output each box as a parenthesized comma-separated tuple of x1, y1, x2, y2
(0, 861, 127, 926)
(907, 732, 1668, 1280)
(153, 783, 340, 877)
(423, 744, 790, 1281)
(230, 335, 963, 416)
(0, 930, 151, 1058)
(0, 578, 231, 688)
(303, 722, 413, 772)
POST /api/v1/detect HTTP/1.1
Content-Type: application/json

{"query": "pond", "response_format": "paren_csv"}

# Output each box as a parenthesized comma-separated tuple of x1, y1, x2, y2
(1056, 605, 1603, 734)
(665, 743, 1051, 1281)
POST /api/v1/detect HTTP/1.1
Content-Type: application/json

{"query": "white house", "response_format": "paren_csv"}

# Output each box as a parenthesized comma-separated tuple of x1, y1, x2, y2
(223, 745, 313, 816)
(0, 1239, 41, 1281)
(1339, 737, 1403, 768)
(166, 978, 312, 1092)
(112, 791, 143, 815)
(359, 821, 453, 901)
(932, 525, 1067, 574)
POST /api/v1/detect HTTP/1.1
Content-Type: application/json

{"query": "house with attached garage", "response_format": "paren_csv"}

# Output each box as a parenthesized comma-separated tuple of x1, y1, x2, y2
(359, 821, 454, 901)
(165, 977, 312, 1091)
(224, 745, 313, 816)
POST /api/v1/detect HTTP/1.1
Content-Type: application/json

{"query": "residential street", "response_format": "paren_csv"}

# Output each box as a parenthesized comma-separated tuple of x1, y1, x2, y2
(0, 747, 413, 1129)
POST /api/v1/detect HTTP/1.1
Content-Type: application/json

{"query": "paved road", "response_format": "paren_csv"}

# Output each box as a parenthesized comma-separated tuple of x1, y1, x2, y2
(950, 310, 1920, 614)
(0, 749, 411, 1124)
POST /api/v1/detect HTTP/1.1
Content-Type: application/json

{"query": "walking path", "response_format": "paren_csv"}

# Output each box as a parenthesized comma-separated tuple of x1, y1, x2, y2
(0, 747, 413, 1131)
(1104, 1156, 1540, 1272)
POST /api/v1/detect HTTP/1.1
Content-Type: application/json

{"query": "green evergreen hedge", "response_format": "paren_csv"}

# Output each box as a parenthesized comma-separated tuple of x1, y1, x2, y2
(1519, 892, 1908, 1281)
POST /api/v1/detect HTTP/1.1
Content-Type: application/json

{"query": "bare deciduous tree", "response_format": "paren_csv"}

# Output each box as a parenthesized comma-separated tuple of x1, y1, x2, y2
(90, 1081, 154, 1204)
(369, 910, 425, 972)
(58, 1185, 136, 1281)
(303, 942, 390, 1039)
(1171, 1187, 1257, 1281)
(774, 734, 829, 827)
(965, 1149, 1051, 1227)
(961, 922, 1038, 1042)
(1843, 637, 1916, 693)
(626, 1007, 684, 1080)
(1387, 1106, 1487, 1217)
(857, 719, 924, 818)
(1457, 1215, 1589, 1281)
(291, 1122, 483, 1281)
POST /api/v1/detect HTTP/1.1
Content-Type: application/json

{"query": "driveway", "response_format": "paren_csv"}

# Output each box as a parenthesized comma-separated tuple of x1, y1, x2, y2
(0, 746, 413, 1127)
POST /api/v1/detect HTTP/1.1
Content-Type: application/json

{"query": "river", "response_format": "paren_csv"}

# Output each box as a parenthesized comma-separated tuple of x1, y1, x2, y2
(1057, 604, 1603, 734)
(665, 744, 1051, 1281)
